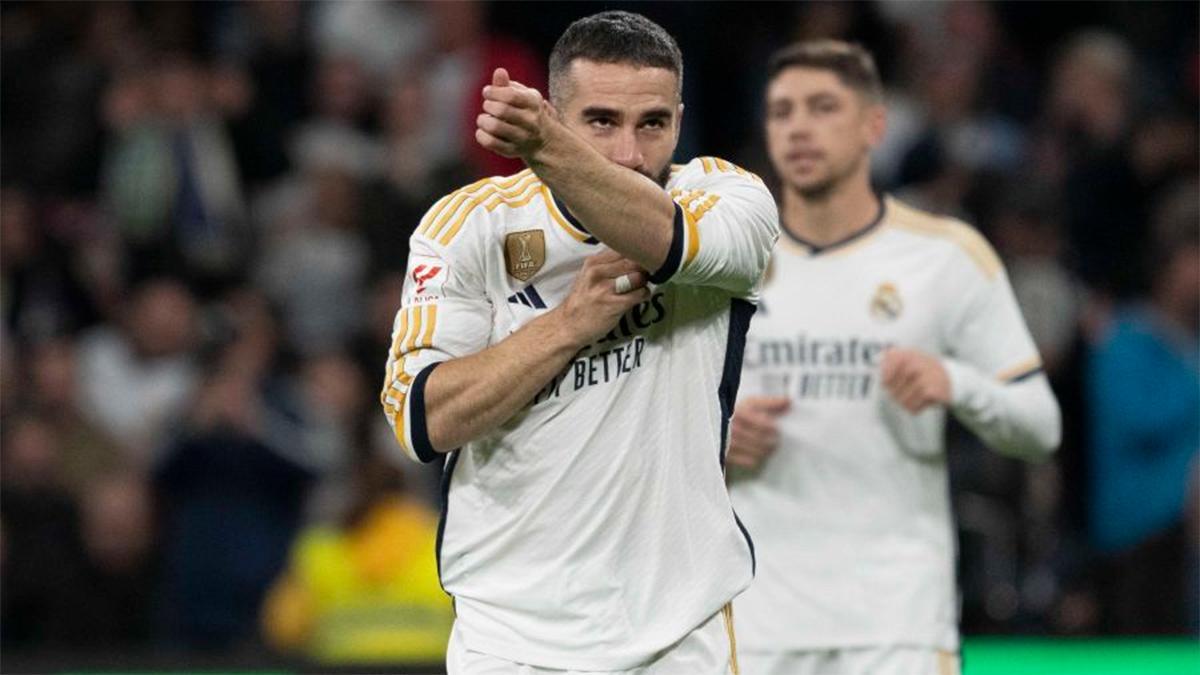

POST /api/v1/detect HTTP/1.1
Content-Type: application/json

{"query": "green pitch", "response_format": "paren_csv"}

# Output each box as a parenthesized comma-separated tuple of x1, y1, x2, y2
(962, 638, 1200, 675)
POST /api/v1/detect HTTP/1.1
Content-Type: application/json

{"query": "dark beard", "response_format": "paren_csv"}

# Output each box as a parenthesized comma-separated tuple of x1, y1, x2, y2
(638, 163, 673, 187)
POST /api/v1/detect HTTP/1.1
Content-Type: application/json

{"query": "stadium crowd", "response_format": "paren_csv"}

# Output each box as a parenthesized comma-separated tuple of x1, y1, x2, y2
(1, 0, 1196, 667)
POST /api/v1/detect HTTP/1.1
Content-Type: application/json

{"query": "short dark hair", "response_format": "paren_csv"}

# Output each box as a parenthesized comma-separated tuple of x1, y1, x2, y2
(767, 40, 883, 102)
(548, 11, 683, 106)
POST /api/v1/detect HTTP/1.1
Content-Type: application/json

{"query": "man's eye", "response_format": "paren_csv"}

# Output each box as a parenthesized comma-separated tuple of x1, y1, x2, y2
(642, 119, 666, 129)
(589, 118, 615, 129)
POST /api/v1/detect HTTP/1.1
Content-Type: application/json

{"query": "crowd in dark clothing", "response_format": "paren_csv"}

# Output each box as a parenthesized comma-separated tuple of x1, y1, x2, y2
(1, 0, 1196, 665)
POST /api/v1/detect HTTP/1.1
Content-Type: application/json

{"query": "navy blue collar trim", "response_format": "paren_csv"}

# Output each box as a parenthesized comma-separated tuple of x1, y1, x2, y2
(553, 195, 598, 244)
(781, 195, 886, 255)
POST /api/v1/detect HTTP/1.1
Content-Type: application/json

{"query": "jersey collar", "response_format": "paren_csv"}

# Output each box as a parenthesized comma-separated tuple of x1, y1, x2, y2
(781, 194, 887, 256)
(544, 188, 599, 245)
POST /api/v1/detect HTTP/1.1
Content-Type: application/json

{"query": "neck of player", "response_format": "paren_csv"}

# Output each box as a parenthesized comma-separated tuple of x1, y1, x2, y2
(781, 167, 880, 248)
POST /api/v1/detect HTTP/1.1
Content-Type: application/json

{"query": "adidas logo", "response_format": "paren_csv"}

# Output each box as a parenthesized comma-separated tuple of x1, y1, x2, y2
(507, 285, 548, 309)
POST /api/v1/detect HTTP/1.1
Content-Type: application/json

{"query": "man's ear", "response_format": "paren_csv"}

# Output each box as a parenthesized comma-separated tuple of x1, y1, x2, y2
(865, 103, 887, 148)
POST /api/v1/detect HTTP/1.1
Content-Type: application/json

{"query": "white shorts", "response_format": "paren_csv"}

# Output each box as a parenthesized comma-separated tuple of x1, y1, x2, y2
(447, 606, 738, 674)
(739, 646, 960, 675)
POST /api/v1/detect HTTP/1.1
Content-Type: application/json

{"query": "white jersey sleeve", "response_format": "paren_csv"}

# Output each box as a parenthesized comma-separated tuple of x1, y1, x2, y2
(943, 235, 1042, 381)
(941, 228, 1061, 458)
(652, 157, 779, 297)
(380, 205, 493, 465)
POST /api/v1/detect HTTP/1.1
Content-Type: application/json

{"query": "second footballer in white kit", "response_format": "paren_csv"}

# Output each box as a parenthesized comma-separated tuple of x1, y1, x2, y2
(727, 42, 1062, 675)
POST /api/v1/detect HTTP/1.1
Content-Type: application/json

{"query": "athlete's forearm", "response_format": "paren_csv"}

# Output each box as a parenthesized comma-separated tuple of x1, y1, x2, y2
(423, 309, 583, 453)
(943, 358, 1062, 461)
(528, 122, 675, 272)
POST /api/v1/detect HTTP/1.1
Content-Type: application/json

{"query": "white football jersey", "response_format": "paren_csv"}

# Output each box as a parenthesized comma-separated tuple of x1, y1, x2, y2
(729, 196, 1043, 653)
(380, 157, 778, 670)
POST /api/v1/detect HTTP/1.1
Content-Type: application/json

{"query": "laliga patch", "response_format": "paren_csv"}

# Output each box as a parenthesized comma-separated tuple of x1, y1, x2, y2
(406, 256, 447, 303)
(505, 230, 545, 281)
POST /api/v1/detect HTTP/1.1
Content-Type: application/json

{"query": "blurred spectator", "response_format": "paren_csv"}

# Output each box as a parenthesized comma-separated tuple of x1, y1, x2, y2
(418, 0, 544, 178)
(1040, 30, 1146, 298)
(256, 126, 374, 356)
(0, 3, 146, 196)
(989, 186, 1083, 375)
(154, 359, 314, 650)
(311, 0, 430, 83)
(359, 73, 473, 277)
(295, 350, 370, 525)
(1, 187, 102, 340)
(101, 52, 250, 292)
(0, 412, 87, 649)
(261, 450, 452, 664)
(27, 338, 126, 498)
(1086, 193, 1199, 633)
(77, 277, 199, 463)
(213, 0, 314, 187)
(62, 471, 158, 648)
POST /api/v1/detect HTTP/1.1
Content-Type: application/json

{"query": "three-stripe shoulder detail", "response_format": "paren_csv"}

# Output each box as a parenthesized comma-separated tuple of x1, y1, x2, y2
(417, 171, 542, 246)
(696, 156, 764, 183)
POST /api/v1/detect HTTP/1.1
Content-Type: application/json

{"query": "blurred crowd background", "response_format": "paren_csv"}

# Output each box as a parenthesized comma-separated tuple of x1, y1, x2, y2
(1, 0, 1197, 670)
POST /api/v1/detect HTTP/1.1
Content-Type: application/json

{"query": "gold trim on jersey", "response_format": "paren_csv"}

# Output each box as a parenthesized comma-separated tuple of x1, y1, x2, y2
(885, 198, 1002, 279)
(439, 176, 542, 246)
(996, 355, 1043, 382)
(380, 304, 440, 458)
(670, 188, 722, 224)
(721, 602, 740, 675)
(696, 156, 764, 183)
(937, 650, 960, 675)
(682, 207, 701, 267)
(419, 172, 526, 235)
(669, 188, 716, 269)
(418, 171, 538, 246)
(542, 186, 592, 242)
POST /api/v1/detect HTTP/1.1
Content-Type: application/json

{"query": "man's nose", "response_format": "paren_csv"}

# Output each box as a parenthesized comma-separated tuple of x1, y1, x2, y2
(610, 128, 645, 170)
(787, 111, 813, 141)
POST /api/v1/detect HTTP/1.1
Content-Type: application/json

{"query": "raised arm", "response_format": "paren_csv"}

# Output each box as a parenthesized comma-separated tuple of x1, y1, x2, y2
(475, 69, 777, 296)
(474, 68, 676, 272)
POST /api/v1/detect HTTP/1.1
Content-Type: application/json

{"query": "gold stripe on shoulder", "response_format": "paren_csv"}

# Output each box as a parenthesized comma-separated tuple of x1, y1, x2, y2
(416, 193, 458, 236)
(885, 198, 1002, 279)
(421, 171, 532, 239)
(437, 173, 541, 245)
(696, 156, 765, 183)
(427, 171, 536, 244)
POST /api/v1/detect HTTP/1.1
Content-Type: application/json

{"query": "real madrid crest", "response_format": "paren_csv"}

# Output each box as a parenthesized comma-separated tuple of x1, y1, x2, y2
(869, 282, 903, 322)
(505, 230, 545, 281)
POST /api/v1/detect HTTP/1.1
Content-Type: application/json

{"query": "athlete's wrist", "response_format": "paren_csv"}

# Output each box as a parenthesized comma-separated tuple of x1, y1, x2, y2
(539, 305, 592, 353)
(523, 115, 580, 172)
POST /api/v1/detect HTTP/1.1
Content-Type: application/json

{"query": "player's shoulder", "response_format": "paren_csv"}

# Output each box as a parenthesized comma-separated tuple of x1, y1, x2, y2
(882, 195, 1003, 280)
(671, 156, 766, 187)
(413, 169, 544, 248)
